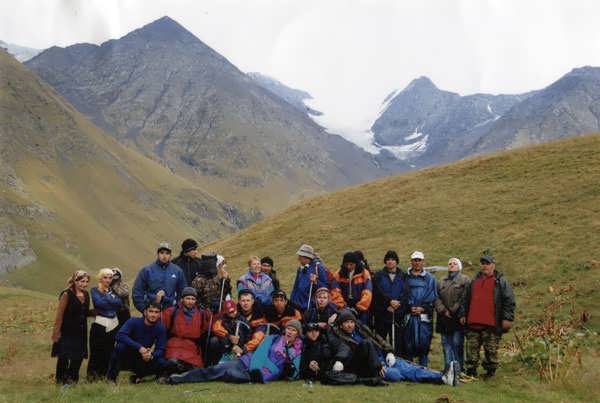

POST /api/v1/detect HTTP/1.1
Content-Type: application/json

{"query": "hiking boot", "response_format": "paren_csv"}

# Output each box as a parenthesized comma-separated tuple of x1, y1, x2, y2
(442, 361, 458, 387)
(129, 374, 142, 384)
(155, 376, 169, 385)
(459, 372, 477, 383)
(465, 368, 478, 378)
(482, 369, 496, 380)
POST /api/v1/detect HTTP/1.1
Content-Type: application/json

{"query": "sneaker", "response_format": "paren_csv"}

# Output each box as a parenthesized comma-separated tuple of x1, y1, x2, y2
(465, 368, 478, 378)
(442, 361, 458, 387)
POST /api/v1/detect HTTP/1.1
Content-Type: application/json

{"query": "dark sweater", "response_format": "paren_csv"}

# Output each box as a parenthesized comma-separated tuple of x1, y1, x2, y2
(116, 317, 167, 358)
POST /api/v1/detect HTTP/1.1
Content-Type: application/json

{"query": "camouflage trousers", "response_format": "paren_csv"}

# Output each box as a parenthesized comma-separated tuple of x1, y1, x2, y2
(465, 328, 501, 372)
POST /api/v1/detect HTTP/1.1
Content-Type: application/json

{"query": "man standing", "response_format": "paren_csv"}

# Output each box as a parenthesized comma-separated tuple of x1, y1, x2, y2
(192, 254, 231, 313)
(333, 252, 373, 324)
(372, 250, 406, 356)
(107, 302, 168, 383)
(403, 251, 437, 367)
(290, 244, 331, 311)
(132, 242, 187, 313)
(172, 239, 203, 286)
(260, 256, 280, 291)
(460, 255, 515, 379)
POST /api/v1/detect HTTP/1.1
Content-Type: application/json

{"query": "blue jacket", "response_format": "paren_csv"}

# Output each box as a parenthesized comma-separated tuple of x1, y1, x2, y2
(132, 260, 187, 312)
(372, 268, 406, 321)
(405, 269, 437, 316)
(290, 259, 329, 311)
(116, 317, 167, 359)
(236, 271, 274, 306)
(91, 287, 122, 318)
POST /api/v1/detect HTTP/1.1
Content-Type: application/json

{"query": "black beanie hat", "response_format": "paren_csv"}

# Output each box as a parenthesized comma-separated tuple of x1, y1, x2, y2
(342, 252, 360, 266)
(181, 238, 198, 254)
(384, 250, 399, 263)
(260, 256, 274, 267)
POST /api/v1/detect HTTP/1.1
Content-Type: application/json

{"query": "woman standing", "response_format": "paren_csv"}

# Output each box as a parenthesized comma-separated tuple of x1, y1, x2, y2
(110, 267, 130, 328)
(51, 270, 91, 385)
(434, 258, 470, 373)
(236, 256, 274, 307)
(87, 268, 123, 381)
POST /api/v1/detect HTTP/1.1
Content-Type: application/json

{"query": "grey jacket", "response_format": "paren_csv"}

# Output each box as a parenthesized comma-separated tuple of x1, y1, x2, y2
(434, 272, 470, 316)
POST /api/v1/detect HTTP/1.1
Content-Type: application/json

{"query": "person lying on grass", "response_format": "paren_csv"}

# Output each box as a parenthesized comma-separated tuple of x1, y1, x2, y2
(168, 320, 303, 384)
(328, 309, 459, 386)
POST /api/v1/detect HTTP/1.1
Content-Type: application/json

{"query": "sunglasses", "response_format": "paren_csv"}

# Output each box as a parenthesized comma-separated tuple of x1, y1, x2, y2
(411, 258, 423, 262)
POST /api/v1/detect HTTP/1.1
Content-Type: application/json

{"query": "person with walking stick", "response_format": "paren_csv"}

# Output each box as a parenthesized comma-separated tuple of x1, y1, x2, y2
(372, 250, 406, 357)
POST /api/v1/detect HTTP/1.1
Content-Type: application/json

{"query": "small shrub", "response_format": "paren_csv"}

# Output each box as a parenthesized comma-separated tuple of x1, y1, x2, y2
(513, 284, 594, 382)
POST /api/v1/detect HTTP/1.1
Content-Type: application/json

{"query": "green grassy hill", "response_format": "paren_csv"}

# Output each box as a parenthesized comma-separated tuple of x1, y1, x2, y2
(0, 285, 597, 402)
(204, 133, 600, 330)
(0, 50, 251, 292)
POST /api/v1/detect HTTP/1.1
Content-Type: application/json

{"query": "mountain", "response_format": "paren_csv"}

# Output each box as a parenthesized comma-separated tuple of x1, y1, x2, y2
(371, 76, 530, 165)
(372, 68, 600, 168)
(0, 49, 253, 291)
(203, 133, 600, 332)
(474, 66, 600, 152)
(0, 40, 42, 62)
(248, 72, 322, 116)
(26, 16, 388, 217)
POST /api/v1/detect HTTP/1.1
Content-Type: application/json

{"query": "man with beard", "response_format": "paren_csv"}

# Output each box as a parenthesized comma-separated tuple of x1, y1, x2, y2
(107, 302, 168, 383)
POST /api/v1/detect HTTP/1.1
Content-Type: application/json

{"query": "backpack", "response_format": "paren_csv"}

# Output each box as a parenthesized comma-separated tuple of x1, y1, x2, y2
(321, 370, 357, 385)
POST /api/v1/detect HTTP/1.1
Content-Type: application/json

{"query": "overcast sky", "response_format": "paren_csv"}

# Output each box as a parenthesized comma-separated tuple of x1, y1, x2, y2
(2, 0, 600, 142)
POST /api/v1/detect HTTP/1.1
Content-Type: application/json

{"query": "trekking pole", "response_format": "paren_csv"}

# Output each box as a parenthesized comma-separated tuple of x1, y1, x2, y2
(204, 306, 213, 364)
(306, 261, 320, 313)
(218, 277, 226, 313)
(391, 309, 396, 355)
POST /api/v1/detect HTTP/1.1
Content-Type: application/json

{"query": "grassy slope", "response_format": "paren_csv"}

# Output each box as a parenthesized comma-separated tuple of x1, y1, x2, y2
(1, 286, 598, 402)
(202, 133, 600, 330)
(0, 50, 239, 292)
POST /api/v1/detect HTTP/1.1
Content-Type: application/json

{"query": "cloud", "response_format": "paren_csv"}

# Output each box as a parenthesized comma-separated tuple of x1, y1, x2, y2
(2, 0, 600, 138)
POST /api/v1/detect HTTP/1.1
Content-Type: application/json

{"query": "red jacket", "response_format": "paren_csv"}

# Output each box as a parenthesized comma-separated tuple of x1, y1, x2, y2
(162, 304, 212, 367)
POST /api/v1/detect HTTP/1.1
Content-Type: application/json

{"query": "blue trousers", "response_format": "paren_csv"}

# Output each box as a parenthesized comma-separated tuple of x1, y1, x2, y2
(441, 330, 464, 372)
(170, 360, 251, 384)
(384, 358, 443, 384)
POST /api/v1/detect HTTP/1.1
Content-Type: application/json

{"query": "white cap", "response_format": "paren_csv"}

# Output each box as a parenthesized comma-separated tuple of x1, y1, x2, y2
(410, 251, 425, 260)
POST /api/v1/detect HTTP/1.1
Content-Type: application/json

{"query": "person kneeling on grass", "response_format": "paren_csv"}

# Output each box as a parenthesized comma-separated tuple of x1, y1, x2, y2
(107, 302, 168, 383)
(160, 287, 212, 375)
(168, 320, 303, 384)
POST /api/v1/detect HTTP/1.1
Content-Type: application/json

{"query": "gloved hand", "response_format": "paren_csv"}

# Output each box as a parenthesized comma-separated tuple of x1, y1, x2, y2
(332, 361, 344, 372)
(385, 352, 396, 367)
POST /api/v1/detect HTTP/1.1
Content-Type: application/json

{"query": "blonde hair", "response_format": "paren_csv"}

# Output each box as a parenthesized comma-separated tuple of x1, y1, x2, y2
(97, 268, 114, 280)
(248, 256, 260, 266)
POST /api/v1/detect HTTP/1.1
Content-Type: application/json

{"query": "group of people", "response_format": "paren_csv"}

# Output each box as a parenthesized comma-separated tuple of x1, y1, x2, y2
(51, 239, 516, 388)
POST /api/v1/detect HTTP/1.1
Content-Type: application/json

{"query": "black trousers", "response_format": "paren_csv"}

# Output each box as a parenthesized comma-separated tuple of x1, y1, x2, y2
(374, 318, 405, 358)
(56, 356, 83, 384)
(348, 340, 383, 378)
(107, 345, 166, 381)
(206, 336, 231, 366)
(87, 323, 117, 381)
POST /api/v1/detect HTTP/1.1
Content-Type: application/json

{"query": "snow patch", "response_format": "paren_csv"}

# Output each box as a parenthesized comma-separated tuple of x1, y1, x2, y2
(405, 127, 424, 141)
(379, 134, 429, 160)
